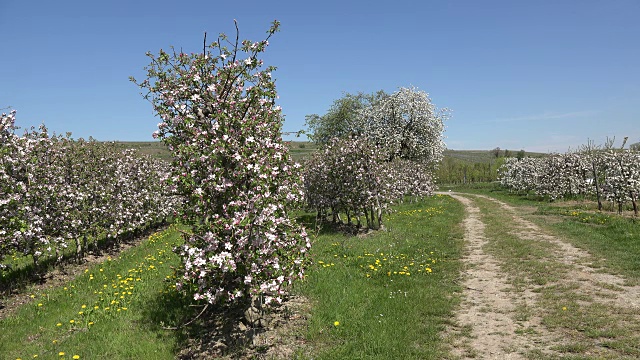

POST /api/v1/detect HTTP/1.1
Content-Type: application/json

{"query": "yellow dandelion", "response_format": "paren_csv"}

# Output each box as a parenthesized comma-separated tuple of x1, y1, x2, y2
(56, 323, 62, 327)
(73, 356, 80, 359)
(334, 321, 340, 326)
(58, 352, 64, 356)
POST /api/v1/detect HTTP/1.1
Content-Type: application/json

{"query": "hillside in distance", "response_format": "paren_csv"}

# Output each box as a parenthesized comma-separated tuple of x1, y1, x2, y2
(113, 140, 544, 164)
(444, 149, 546, 163)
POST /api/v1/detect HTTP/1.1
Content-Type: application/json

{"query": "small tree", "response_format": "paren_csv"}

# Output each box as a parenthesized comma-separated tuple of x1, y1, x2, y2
(132, 21, 310, 307)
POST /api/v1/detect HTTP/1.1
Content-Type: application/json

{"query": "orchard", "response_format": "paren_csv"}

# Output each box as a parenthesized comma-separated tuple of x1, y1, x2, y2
(0, 110, 177, 271)
(498, 139, 640, 215)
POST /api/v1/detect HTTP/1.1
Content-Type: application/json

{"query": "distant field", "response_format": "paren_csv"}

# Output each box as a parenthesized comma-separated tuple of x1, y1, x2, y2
(285, 140, 320, 161)
(113, 140, 545, 164)
(112, 141, 172, 161)
(444, 149, 546, 163)
(113, 140, 320, 162)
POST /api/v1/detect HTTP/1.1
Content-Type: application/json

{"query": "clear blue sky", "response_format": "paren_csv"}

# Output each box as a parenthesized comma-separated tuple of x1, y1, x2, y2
(2, 0, 639, 152)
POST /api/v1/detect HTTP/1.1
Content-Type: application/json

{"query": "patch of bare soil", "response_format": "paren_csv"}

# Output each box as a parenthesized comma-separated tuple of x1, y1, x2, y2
(176, 295, 311, 360)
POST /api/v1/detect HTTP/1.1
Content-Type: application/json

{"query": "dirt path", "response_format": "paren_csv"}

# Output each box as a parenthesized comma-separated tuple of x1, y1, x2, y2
(444, 192, 640, 359)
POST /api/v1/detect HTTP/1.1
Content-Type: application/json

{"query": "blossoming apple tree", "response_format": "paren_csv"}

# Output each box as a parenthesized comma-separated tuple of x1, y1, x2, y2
(131, 20, 310, 306)
(302, 87, 443, 229)
(498, 140, 640, 215)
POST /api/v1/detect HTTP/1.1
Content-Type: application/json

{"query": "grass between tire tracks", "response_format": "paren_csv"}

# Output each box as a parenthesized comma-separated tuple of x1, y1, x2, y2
(295, 194, 465, 359)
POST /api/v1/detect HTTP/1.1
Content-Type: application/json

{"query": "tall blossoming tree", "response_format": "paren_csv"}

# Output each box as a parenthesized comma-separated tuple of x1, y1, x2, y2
(356, 86, 448, 165)
(302, 87, 445, 228)
(131, 21, 310, 306)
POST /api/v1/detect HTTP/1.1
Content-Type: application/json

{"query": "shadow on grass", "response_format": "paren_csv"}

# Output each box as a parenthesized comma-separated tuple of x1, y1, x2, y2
(296, 213, 377, 237)
(138, 289, 272, 359)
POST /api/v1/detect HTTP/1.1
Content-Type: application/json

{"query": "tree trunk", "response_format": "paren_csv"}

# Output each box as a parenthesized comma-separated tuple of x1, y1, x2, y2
(76, 235, 83, 261)
(370, 207, 375, 229)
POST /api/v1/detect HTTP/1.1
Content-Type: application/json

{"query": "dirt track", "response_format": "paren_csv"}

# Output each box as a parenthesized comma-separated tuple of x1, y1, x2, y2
(444, 192, 640, 359)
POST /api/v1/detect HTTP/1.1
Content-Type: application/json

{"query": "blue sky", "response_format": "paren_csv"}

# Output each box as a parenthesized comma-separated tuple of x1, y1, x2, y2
(2, 0, 639, 152)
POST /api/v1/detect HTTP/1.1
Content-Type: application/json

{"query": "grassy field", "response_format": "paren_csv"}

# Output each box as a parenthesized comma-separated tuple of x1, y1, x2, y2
(0, 226, 187, 359)
(2, 184, 640, 358)
(112, 141, 172, 161)
(295, 195, 465, 359)
(459, 187, 640, 284)
(454, 188, 640, 358)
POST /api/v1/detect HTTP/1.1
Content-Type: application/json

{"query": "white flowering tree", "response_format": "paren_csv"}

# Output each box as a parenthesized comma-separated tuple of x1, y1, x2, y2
(0, 110, 23, 269)
(132, 20, 310, 307)
(302, 87, 445, 229)
(304, 91, 387, 145)
(303, 136, 390, 229)
(601, 149, 640, 215)
(357, 86, 448, 166)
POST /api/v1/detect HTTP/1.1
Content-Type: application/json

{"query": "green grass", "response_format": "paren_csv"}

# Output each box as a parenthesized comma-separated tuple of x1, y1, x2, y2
(1, 227, 163, 296)
(296, 195, 465, 359)
(0, 225, 189, 360)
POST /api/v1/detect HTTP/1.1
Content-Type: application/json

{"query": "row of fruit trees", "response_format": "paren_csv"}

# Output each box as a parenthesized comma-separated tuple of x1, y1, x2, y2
(0, 110, 179, 271)
(0, 110, 176, 269)
(497, 139, 640, 215)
